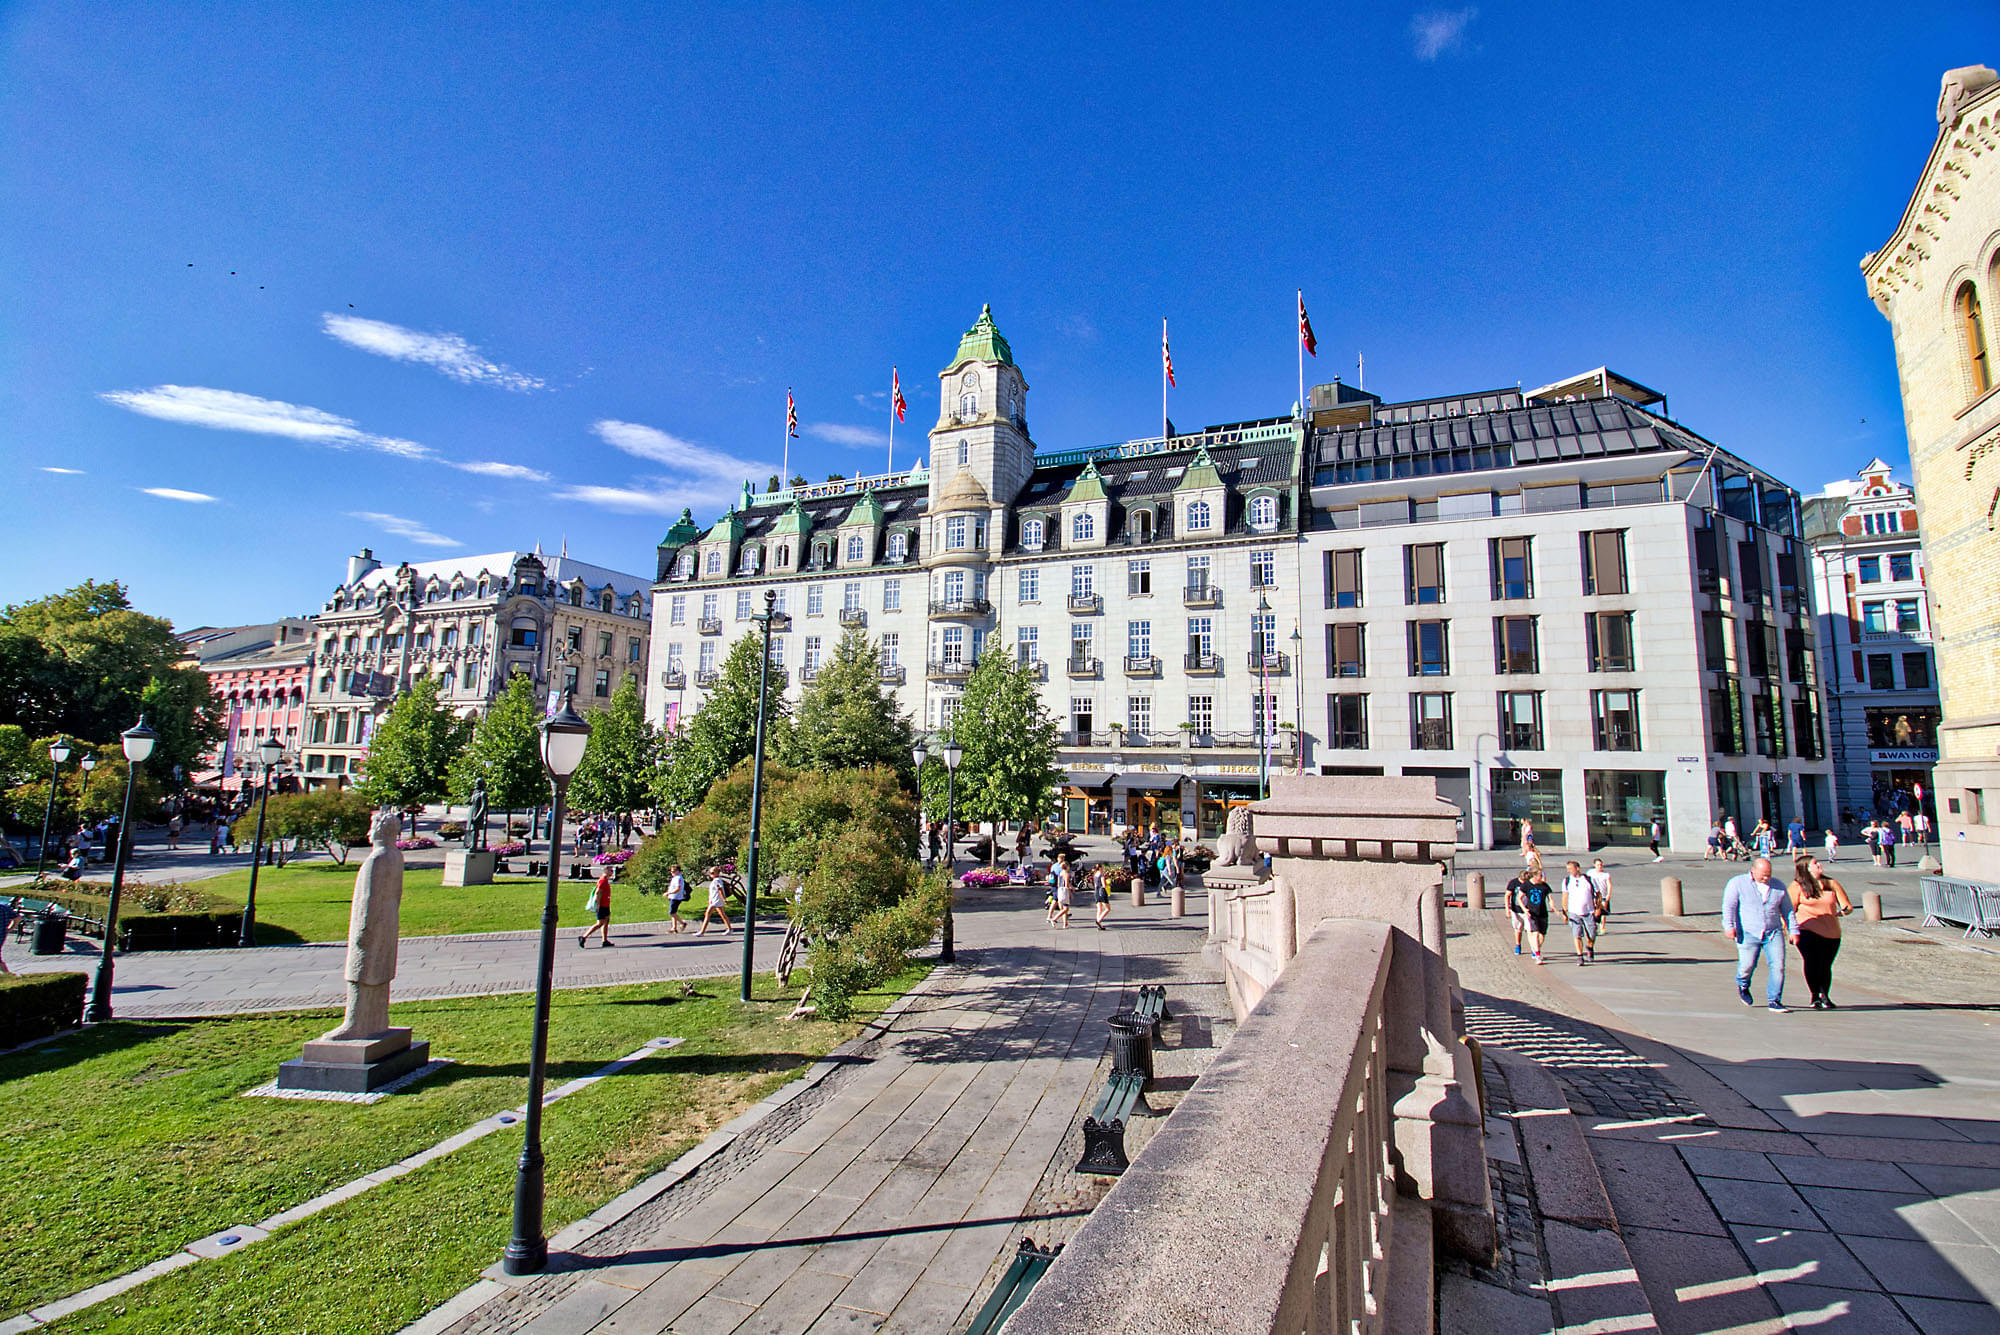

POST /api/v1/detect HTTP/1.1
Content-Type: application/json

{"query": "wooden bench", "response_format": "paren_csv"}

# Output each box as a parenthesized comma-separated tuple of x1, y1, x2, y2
(1076, 1070, 1151, 1176)
(965, 1237, 1064, 1333)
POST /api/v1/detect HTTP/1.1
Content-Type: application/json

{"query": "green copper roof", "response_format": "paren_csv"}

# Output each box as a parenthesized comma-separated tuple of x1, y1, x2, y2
(948, 303, 1014, 370)
(840, 491, 884, 526)
(1065, 458, 1107, 504)
(770, 498, 811, 536)
(660, 507, 701, 548)
(1174, 444, 1223, 492)
(704, 508, 744, 543)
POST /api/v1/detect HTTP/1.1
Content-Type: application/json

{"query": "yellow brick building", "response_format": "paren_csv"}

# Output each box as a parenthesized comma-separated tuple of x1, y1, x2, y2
(1863, 65, 2000, 880)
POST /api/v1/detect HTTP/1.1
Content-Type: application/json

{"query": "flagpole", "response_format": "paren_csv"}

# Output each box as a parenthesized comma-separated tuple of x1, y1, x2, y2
(1161, 317, 1168, 441)
(888, 368, 895, 477)
(1296, 290, 1305, 419)
(782, 389, 791, 489)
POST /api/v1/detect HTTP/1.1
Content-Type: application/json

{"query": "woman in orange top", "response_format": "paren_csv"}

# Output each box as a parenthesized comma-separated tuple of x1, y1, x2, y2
(1789, 856, 1853, 1010)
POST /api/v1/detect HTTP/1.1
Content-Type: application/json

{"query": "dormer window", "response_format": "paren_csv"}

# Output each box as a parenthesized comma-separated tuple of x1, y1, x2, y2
(1185, 499, 1213, 532)
(478, 579, 490, 597)
(1249, 495, 1278, 530)
(1022, 517, 1044, 548)
(706, 550, 721, 575)
(777, 544, 792, 569)
(678, 553, 695, 577)
(1132, 510, 1153, 543)
(1072, 512, 1095, 543)
(846, 534, 864, 562)
(887, 532, 908, 560)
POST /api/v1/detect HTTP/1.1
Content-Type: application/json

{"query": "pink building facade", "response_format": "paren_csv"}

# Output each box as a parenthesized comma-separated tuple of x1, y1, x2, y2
(201, 646, 312, 792)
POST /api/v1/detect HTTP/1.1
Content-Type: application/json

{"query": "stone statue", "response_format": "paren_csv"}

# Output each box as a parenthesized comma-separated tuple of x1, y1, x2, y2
(465, 779, 488, 851)
(321, 809, 406, 1041)
(1214, 804, 1254, 868)
(1938, 65, 1997, 126)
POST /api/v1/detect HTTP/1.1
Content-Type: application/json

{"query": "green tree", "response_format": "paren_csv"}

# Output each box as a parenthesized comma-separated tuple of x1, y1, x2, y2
(923, 654, 1064, 865)
(354, 676, 473, 818)
(449, 672, 548, 813)
(779, 626, 914, 779)
(264, 788, 373, 864)
(568, 676, 660, 819)
(0, 581, 186, 742)
(655, 633, 790, 812)
(139, 667, 227, 787)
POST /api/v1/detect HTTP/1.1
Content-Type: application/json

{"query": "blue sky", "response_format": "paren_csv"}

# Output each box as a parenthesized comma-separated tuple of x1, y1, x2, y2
(3, 3, 1996, 629)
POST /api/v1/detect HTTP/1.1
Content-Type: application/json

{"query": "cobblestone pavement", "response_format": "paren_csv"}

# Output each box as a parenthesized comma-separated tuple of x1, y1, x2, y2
(409, 881, 1226, 1335)
(1451, 900, 2000, 1333)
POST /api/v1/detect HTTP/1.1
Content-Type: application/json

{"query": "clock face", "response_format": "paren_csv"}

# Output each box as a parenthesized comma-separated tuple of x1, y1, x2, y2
(961, 371, 978, 390)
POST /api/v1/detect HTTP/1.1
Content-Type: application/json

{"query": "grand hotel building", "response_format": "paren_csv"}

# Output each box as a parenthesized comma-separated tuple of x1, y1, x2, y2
(648, 310, 1832, 850)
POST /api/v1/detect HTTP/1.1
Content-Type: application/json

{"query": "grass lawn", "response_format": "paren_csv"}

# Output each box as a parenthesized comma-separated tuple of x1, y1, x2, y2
(3, 967, 926, 1334)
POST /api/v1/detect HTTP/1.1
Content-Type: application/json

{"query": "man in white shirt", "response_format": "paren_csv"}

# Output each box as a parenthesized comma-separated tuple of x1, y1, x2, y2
(1561, 860, 1598, 964)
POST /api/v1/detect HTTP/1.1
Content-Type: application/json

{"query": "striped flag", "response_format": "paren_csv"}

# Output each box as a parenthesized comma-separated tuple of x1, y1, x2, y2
(786, 390, 798, 438)
(1162, 319, 1176, 388)
(1299, 291, 1317, 357)
(892, 368, 906, 422)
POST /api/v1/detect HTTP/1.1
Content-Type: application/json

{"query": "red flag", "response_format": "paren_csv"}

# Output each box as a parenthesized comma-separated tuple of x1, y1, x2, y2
(1298, 291, 1317, 357)
(786, 390, 798, 438)
(1162, 320, 1176, 388)
(892, 368, 906, 422)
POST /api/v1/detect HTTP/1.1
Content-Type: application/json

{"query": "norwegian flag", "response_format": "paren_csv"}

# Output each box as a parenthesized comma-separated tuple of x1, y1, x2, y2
(892, 367, 907, 422)
(786, 390, 798, 438)
(1162, 319, 1176, 388)
(1299, 291, 1317, 357)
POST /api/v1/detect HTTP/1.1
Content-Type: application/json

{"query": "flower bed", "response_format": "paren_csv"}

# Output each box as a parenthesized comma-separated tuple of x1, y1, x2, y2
(594, 848, 634, 866)
(492, 840, 528, 857)
(958, 867, 1010, 889)
(394, 836, 438, 851)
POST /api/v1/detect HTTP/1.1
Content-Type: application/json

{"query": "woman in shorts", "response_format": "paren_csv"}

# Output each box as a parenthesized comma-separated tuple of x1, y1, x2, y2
(1504, 857, 1552, 961)
(698, 866, 732, 935)
(1093, 864, 1112, 930)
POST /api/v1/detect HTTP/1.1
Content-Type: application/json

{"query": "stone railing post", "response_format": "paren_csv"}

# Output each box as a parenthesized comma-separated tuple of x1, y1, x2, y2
(1661, 876, 1684, 916)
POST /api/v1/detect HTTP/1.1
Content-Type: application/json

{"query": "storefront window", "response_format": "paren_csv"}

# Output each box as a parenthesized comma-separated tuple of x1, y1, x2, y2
(1866, 708, 1938, 748)
(1490, 768, 1563, 847)
(1196, 780, 1262, 840)
(1585, 770, 1665, 847)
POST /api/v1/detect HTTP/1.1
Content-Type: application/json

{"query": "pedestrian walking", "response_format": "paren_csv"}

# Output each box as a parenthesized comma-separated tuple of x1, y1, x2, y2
(1823, 829, 1839, 862)
(0, 896, 17, 974)
(666, 864, 689, 933)
(1505, 858, 1552, 963)
(927, 821, 942, 868)
(1722, 856, 1797, 1012)
(1879, 818, 1899, 868)
(698, 866, 732, 935)
(1051, 855, 1074, 929)
(1588, 858, 1614, 934)
(1865, 819, 1883, 867)
(1562, 860, 1599, 964)
(1519, 818, 1535, 851)
(1015, 823, 1030, 865)
(1705, 823, 1723, 861)
(1914, 810, 1932, 856)
(1752, 820, 1776, 859)
(1649, 820, 1664, 862)
(1093, 863, 1112, 930)
(219, 817, 235, 853)
(1723, 815, 1739, 853)
(1785, 817, 1805, 856)
(1790, 856, 1852, 1010)
(579, 871, 614, 948)
(166, 811, 182, 850)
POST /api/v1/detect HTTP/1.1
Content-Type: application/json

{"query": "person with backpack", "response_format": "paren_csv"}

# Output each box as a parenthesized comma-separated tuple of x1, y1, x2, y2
(1505, 857, 1553, 963)
(579, 870, 615, 948)
(666, 864, 689, 933)
(1879, 817, 1899, 868)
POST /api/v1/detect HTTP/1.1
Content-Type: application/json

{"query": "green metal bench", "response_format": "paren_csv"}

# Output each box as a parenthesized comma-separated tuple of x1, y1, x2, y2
(1132, 984, 1169, 1039)
(1076, 1070, 1151, 1175)
(965, 1237, 1063, 1334)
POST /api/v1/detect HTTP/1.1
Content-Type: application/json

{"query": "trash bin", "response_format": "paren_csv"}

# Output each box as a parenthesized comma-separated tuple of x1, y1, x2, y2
(32, 910, 69, 956)
(1107, 1011, 1154, 1085)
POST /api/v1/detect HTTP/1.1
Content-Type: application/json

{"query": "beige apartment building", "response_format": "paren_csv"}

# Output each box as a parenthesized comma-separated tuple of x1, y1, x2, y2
(1863, 64, 2000, 880)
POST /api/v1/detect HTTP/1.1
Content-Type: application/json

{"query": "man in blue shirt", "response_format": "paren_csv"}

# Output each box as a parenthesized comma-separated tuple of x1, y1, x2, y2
(1722, 857, 1798, 1012)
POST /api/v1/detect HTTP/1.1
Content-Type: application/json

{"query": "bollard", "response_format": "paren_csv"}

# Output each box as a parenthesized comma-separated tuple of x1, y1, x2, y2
(1467, 871, 1487, 911)
(1131, 881, 1147, 909)
(1661, 876, 1684, 917)
(1171, 883, 1185, 917)
(1863, 891, 1884, 922)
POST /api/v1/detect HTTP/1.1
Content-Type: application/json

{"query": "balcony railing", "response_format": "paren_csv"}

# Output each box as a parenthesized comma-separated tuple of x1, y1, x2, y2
(1124, 655, 1161, 677)
(839, 607, 867, 627)
(928, 598, 993, 618)
(1184, 652, 1222, 675)
(927, 660, 973, 682)
(694, 668, 719, 687)
(1183, 584, 1222, 609)
(877, 664, 906, 685)
(1017, 658, 1049, 681)
(696, 617, 722, 635)
(1246, 651, 1291, 675)
(1180, 729, 1299, 756)
(800, 666, 820, 684)
(659, 668, 686, 688)
(1067, 656, 1101, 678)
(1067, 592, 1103, 614)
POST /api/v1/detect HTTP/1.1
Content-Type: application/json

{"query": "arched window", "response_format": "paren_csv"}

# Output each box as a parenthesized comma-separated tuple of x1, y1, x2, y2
(1186, 499, 1213, 532)
(1072, 512, 1095, 543)
(958, 442, 970, 466)
(477, 578, 489, 598)
(1022, 517, 1044, 548)
(678, 553, 695, 576)
(846, 534, 864, 562)
(1958, 281, 1991, 397)
(600, 590, 614, 612)
(959, 391, 977, 419)
(706, 550, 722, 574)
(1249, 495, 1277, 529)
(887, 532, 907, 560)
(776, 544, 791, 569)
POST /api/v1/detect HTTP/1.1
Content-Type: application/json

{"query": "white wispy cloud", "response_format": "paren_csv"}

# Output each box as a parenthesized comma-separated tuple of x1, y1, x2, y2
(101, 385, 432, 459)
(1411, 7, 1477, 59)
(321, 313, 546, 392)
(349, 511, 461, 548)
(39, 466, 85, 474)
(806, 422, 889, 448)
(555, 420, 771, 515)
(451, 460, 553, 483)
(550, 484, 692, 516)
(140, 487, 218, 503)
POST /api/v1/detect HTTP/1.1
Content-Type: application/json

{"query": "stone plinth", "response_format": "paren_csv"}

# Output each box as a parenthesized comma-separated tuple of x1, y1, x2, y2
(442, 849, 496, 887)
(277, 1027, 430, 1094)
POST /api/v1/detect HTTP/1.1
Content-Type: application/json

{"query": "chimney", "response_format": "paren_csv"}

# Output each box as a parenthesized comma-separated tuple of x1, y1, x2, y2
(346, 548, 382, 585)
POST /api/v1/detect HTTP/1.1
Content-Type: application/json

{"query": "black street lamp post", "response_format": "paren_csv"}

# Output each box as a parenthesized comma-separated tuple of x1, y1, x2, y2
(1255, 590, 1272, 801)
(238, 736, 286, 947)
(912, 736, 962, 964)
(739, 590, 786, 1002)
(501, 693, 592, 1276)
(86, 717, 158, 1023)
(35, 737, 72, 877)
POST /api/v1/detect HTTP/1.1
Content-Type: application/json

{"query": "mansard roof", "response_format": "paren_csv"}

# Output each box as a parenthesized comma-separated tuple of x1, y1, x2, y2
(945, 304, 1015, 371)
(1312, 395, 1712, 469)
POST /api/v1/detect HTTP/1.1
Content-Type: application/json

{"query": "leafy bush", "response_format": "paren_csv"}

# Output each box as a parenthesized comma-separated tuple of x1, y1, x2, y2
(437, 820, 467, 838)
(594, 848, 633, 866)
(808, 873, 947, 1021)
(508, 819, 530, 834)
(24, 886, 238, 951)
(263, 789, 373, 864)
(0, 972, 86, 1046)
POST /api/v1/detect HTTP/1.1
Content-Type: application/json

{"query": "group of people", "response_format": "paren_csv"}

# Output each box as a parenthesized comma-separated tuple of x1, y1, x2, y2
(1725, 855, 1853, 1012)
(573, 860, 735, 948)
(1045, 850, 1115, 930)
(569, 813, 637, 857)
(1504, 855, 1614, 965)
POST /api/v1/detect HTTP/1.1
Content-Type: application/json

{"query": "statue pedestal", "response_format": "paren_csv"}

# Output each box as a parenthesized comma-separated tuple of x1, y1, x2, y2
(277, 1028, 431, 1094)
(442, 849, 497, 886)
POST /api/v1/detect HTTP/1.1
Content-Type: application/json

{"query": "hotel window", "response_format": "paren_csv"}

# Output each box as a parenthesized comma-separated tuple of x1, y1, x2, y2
(702, 593, 719, 621)
(1499, 691, 1543, 750)
(939, 626, 965, 664)
(1903, 652, 1931, 689)
(1329, 623, 1365, 677)
(946, 516, 968, 549)
(843, 582, 862, 611)
(1957, 281, 1991, 397)
(1582, 530, 1628, 595)
(803, 637, 821, 671)
(1405, 543, 1445, 604)
(1023, 517, 1044, 547)
(1250, 550, 1276, 588)
(1127, 696, 1153, 735)
(767, 638, 785, 668)
(1188, 695, 1214, 735)
(1591, 689, 1642, 751)
(1128, 621, 1152, 659)
(1889, 552, 1914, 581)
(1072, 565, 1095, 597)
(1408, 620, 1449, 676)
(1857, 555, 1881, 584)
(1327, 548, 1362, 608)
(1710, 686, 1742, 753)
(1587, 611, 1635, 672)
(1185, 499, 1213, 532)
(1017, 626, 1040, 663)
(667, 644, 683, 668)
(1494, 616, 1539, 674)
(508, 621, 535, 648)
(1862, 601, 1887, 634)
(564, 626, 582, 651)
(880, 632, 900, 666)
(1490, 536, 1533, 599)
(597, 630, 613, 657)
(593, 669, 611, 698)
(776, 543, 792, 569)
(775, 588, 792, 616)
(670, 595, 686, 625)
(1128, 560, 1152, 595)
(887, 531, 908, 560)
(1019, 569, 1040, 603)
(883, 579, 901, 611)
(943, 570, 966, 602)
(1328, 694, 1367, 749)
(1254, 692, 1278, 735)
(807, 584, 824, 616)
(459, 661, 476, 688)
(442, 627, 457, 648)
(706, 550, 721, 575)
(1249, 494, 1278, 529)
(1073, 512, 1096, 542)
(333, 714, 350, 744)
(1252, 611, 1276, 657)
(838, 535, 858, 563)
(564, 665, 580, 695)
(735, 591, 753, 619)
(1187, 617, 1213, 659)
(1071, 697, 1095, 735)
(1071, 622, 1095, 665)
(1868, 653, 1895, 690)
(1895, 599, 1922, 633)
(699, 641, 717, 673)
(1410, 692, 1453, 750)
(1186, 554, 1212, 592)
(310, 715, 328, 744)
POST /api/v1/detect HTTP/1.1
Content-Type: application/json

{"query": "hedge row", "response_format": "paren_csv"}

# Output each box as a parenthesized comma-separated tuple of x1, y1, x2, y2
(0, 972, 86, 1048)
(27, 887, 240, 952)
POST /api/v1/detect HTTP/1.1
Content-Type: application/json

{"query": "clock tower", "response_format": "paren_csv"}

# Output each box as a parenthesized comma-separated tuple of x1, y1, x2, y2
(928, 305, 1035, 518)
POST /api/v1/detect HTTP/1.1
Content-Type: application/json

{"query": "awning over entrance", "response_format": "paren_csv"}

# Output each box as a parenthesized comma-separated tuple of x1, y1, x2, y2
(1112, 773, 1183, 792)
(1065, 770, 1111, 788)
